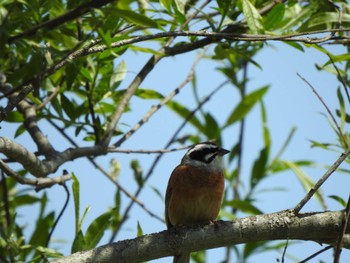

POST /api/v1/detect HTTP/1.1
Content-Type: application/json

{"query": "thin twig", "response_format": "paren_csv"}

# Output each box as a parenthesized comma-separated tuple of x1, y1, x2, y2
(107, 146, 189, 154)
(293, 147, 350, 213)
(281, 238, 289, 263)
(297, 72, 348, 148)
(334, 194, 350, 263)
(46, 179, 70, 247)
(299, 245, 333, 263)
(327, 55, 350, 104)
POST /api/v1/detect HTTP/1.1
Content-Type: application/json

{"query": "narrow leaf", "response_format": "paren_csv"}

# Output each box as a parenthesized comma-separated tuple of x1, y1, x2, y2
(242, 0, 264, 34)
(71, 173, 80, 234)
(84, 210, 113, 249)
(226, 86, 269, 126)
(115, 9, 159, 28)
(137, 221, 143, 237)
(71, 230, 86, 253)
(283, 161, 326, 209)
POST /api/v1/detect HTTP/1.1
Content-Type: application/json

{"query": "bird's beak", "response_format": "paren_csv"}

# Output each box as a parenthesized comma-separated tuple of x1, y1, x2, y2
(218, 148, 230, 156)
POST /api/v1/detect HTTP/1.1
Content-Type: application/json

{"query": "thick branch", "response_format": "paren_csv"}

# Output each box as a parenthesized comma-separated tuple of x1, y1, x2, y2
(0, 81, 56, 156)
(52, 210, 349, 263)
(0, 137, 106, 177)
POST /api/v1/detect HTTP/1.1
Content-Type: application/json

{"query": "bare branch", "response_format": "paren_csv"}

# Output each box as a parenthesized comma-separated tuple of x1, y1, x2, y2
(293, 147, 350, 213)
(0, 80, 56, 156)
(327, 54, 350, 104)
(0, 159, 71, 191)
(297, 72, 349, 147)
(107, 146, 190, 154)
(52, 210, 349, 263)
(0, 137, 106, 177)
(299, 245, 333, 263)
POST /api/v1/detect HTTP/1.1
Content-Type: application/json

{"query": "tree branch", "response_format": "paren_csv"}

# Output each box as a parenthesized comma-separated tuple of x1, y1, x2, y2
(0, 159, 71, 191)
(293, 147, 350, 213)
(52, 210, 349, 263)
(0, 80, 56, 156)
(7, 0, 116, 43)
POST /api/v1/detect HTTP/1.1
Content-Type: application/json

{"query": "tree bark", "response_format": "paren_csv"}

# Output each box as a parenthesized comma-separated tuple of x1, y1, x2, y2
(52, 210, 349, 263)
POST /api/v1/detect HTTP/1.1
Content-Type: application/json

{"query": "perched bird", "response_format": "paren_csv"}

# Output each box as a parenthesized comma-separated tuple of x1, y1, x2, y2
(165, 142, 230, 263)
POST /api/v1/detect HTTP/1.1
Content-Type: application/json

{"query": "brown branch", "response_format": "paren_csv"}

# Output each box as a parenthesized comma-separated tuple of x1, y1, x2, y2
(0, 137, 106, 177)
(0, 159, 72, 191)
(52, 210, 349, 263)
(7, 0, 116, 43)
(293, 147, 350, 213)
(0, 81, 56, 156)
(297, 72, 348, 148)
(107, 146, 189, 154)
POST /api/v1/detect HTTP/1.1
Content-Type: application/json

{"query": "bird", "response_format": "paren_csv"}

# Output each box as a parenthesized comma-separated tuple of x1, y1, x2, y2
(165, 141, 230, 263)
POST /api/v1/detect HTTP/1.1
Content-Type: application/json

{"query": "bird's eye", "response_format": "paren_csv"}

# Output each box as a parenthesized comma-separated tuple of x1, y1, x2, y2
(188, 146, 219, 163)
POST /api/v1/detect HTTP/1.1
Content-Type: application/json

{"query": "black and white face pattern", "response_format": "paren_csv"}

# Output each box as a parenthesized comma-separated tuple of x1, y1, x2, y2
(181, 142, 230, 171)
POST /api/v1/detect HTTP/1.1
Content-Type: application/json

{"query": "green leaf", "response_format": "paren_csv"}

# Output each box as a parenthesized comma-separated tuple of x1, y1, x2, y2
(282, 161, 326, 209)
(224, 199, 262, 215)
(137, 221, 143, 237)
(4, 111, 24, 122)
(324, 53, 350, 66)
(11, 195, 41, 207)
(36, 246, 63, 258)
(174, 0, 185, 15)
(14, 124, 26, 138)
(79, 206, 91, 234)
(71, 230, 86, 253)
(203, 113, 220, 139)
(160, 0, 172, 14)
(110, 60, 127, 91)
(226, 86, 269, 126)
(328, 195, 347, 207)
(306, 12, 350, 30)
(337, 87, 346, 133)
(97, 29, 112, 49)
(263, 3, 285, 30)
(260, 101, 270, 148)
(115, 9, 159, 28)
(84, 210, 113, 249)
(251, 147, 269, 188)
(242, 0, 264, 34)
(135, 89, 164, 99)
(29, 212, 55, 247)
(61, 93, 76, 121)
(167, 101, 205, 133)
(131, 159, 143, 187)
(72, 173, 80, 234)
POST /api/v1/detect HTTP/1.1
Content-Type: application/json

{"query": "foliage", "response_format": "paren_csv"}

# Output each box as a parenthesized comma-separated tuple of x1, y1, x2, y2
(0, 0, 350, 262)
